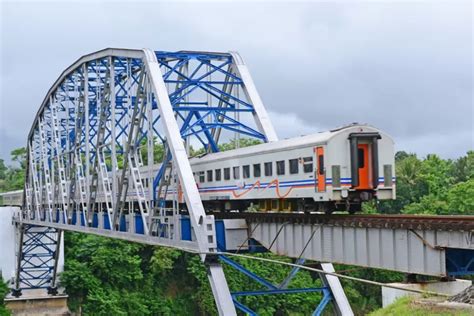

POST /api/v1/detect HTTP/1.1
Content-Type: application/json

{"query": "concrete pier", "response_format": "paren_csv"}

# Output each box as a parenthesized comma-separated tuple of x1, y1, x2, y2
(382, 279, 472, 307)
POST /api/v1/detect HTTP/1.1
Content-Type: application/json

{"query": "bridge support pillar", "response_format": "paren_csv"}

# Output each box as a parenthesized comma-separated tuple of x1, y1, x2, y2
(382, 279, 472, 307)
(12, 223, 63, 297)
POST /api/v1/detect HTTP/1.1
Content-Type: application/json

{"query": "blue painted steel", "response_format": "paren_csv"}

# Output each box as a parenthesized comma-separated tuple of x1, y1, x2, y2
(248, 239, 268, 253)
(71, 211, 76, 225)
(232, 287, 329, 296)
(312, 289, 332, 316)
(103, 213, 111, 230)
(80, 212, 86, 226)
(232, 298, 257, 316)
(181, 217, 192, 241)
(220, 255, 332, 315)
(219, 255, 277, 290)
(279, 258, 306, 289)
(215, 220, 226, 251)
(119, 215, 127, 232)
(446, 248, 474, 276)
(92, 213, 99, 228)
(17, 225, 59, 290)
(151, 51, 268, 204)
(134, 214, 144, 234)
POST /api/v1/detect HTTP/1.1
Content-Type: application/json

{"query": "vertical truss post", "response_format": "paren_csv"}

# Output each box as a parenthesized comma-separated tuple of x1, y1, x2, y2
(38, 118, 54, 222)
(50, 99, 69, 221)
(48, 229, 63, 295)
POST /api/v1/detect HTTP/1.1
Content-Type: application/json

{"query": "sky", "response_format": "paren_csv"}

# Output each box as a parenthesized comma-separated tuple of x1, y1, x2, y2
(0, 0, 472, 164)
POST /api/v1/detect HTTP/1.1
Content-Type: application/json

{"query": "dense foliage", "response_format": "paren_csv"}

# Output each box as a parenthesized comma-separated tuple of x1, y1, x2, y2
(1, 145, 472, 315)
(0, 279, 10, 316)
(374, 151, 474, 215)
(0, 148, 26, 193)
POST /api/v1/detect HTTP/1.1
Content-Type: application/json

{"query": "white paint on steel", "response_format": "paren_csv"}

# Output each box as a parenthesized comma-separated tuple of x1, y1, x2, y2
(229, 51, 278, 142)
(207, 264, 238, 316)
(320, 263, 354, 316)
(249, 222, 459, 276)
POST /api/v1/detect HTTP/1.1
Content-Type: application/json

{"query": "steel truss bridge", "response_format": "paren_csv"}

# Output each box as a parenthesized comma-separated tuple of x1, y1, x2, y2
(9, 48, 474, 316)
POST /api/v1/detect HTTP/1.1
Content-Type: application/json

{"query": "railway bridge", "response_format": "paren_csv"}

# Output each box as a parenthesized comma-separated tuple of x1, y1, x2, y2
(1, 48, 473, 316)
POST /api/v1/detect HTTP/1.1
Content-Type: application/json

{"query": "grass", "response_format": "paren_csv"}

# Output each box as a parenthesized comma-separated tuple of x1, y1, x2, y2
(368, 296, 472, 316)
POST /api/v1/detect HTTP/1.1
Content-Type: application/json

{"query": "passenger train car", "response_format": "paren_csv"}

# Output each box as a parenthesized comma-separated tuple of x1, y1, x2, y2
(136, 123, 395, 213)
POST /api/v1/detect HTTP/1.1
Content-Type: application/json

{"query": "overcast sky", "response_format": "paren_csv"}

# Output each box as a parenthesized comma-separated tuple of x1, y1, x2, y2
(0, 0, 472, 164)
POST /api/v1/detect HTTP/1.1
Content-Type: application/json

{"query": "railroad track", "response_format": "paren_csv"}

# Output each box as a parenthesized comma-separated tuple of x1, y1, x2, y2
(213, 212, 474, 231)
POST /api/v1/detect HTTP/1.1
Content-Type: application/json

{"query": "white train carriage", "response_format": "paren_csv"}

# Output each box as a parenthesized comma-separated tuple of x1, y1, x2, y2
(100, 123, 394, 213)
(188, 123, 395, 213)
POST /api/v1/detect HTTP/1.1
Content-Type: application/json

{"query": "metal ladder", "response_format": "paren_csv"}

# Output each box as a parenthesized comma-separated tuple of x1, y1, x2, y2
(88, 77, 113, 228)
(114, 70, 149, 230)
(50, 100, 69, 221)
(128, 150, 151, 235)
(75, 150, 88, 219)
(24, 183, 33, 220)
(68, 74, 88, 223)
(150, 150, 173, 238)
(98, 147, 114, 221)
(28, 146, 42, 220)
(37, 118, 54, 222)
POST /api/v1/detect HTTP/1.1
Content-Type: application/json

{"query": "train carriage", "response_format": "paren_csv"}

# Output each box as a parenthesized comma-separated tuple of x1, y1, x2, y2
(101, 123, 395, 214)
(188, 123, 395, 213)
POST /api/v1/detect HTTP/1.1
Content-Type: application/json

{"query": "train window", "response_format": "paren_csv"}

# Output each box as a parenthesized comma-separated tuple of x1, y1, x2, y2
(199, 171, 205, 183)
(264, 162, 272, 176)
(289, 159, 299, 174)
(224, 168, 230, 180)
(318, 155, 324, 175)
(358, 148, 365, 168)
(303, 157, 313, 173)
(243, 165, 250, 179)
(276, 160, 285, 175)
(215, 169, 222, 181)
(253, 163, 261, 177)
(233, 166, 240, 179)
(207, 170, 213, 182)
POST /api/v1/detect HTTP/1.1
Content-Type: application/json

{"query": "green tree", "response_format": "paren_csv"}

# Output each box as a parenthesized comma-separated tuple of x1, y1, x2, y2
(0, 278, 11, 316)
(446, 179, 474, 214)
(0, 148, 26, 193)
(450, 151, 474, 182)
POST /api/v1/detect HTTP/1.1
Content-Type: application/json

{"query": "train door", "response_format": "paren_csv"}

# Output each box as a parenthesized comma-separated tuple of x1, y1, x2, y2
(315, 146, 325, 192)
(356, 144, 371, 189)
(348, 132, 381, 189)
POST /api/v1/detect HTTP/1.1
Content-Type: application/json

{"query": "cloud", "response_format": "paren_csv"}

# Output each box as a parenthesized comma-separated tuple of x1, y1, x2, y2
(0, 1, 472, 162)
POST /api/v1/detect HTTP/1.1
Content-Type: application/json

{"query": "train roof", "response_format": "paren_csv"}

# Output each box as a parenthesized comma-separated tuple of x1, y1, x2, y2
(190, 123, 389, 164)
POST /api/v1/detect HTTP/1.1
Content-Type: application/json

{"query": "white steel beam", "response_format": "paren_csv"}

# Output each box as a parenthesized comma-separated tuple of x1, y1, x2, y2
(229, 52, 278, 142)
